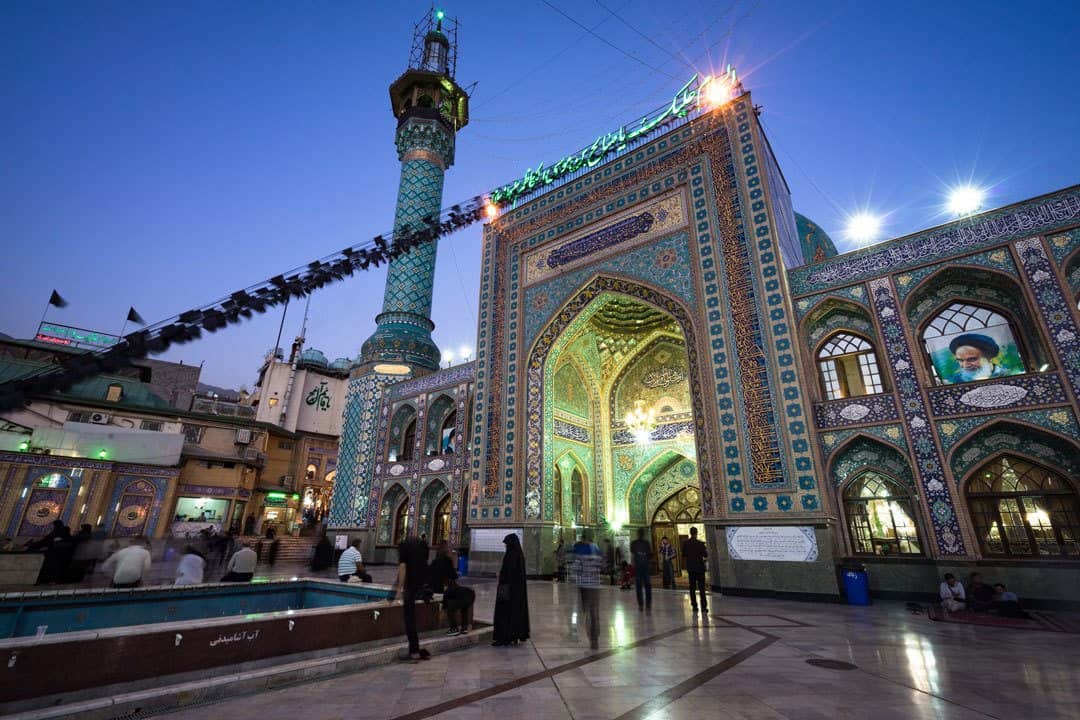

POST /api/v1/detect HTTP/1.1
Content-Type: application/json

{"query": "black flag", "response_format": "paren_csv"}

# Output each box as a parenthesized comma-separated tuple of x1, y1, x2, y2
(126, 307, 146, 325)
(48, 290, 68, 308)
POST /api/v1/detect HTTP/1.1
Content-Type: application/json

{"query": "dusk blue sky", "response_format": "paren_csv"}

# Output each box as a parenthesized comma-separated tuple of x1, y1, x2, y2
(3, 1, 1077, 389)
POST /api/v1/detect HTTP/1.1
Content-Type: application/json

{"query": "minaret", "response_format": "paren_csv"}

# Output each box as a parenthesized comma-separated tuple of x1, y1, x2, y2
(329, 9, 469, 536)
(359, 8, 470, 376)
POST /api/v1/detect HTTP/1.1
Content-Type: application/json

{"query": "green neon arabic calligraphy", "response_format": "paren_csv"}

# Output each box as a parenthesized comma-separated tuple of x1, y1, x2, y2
(305, 382, 331, 411)
(488, 75, 710, 207)
(39, 323, 119, 347)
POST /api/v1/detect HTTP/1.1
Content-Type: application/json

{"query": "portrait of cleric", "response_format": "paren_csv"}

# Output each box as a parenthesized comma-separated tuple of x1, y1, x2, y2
(925, 328, 1025, 385)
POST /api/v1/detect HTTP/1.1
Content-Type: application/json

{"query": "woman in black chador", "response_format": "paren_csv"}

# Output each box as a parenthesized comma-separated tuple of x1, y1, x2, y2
(492, 533, 530, 646)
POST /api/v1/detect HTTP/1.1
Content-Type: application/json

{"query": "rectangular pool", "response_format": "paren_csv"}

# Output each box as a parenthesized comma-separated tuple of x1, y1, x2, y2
(0, 579, 390, 637)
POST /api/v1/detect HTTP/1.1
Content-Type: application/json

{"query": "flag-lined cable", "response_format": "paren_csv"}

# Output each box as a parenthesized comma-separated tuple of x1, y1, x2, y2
(0, 196, 490, 411)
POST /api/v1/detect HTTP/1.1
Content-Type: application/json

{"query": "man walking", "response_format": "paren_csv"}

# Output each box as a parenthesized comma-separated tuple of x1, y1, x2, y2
(682, 527, 708, 613)
(629, 528, 652, 611)
(221, 541, 257, 582)
(571, 531, 606, 650)
(659, 536, 676, 589)
(101, 537, 153, 588)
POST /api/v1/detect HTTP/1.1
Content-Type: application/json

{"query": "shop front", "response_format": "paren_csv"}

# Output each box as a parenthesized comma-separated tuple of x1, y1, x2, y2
(169, 484, 251, 538)
(256, 490, 300, 537)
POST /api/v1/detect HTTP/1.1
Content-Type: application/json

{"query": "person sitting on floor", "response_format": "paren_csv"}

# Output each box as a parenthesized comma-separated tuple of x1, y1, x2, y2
(966, 572, 994, 611)
(939, 573, 966, 612)
(992, 583, 1030, 618)
(221, 541, 257, 582)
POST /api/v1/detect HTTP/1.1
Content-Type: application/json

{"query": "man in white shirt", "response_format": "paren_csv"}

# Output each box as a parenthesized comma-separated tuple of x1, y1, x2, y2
(939, 573, 966, 612)
(101, 538, 153, 588)
(338, 538, 363, 582)
(222, 541, 258, 582)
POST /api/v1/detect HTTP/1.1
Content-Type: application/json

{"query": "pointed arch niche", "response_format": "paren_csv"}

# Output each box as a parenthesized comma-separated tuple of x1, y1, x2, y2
(526, 276, 711, 527)
(906, 266, 1051, 384)
(425, 392, 457, 456)
(377, 483, 409, 546)
(950, 421, 1080, 558)
(830, 436, 925, 557)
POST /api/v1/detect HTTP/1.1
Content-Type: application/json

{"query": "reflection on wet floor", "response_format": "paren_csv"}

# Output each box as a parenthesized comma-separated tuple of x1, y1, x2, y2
(139, 574, 1080, 720)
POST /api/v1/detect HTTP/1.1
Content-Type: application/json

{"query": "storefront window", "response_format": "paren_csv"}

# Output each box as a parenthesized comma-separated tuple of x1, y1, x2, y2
(173, 497, 229, 524)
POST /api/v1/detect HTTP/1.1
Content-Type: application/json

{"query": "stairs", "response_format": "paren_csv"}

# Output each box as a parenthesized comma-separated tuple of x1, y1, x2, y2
(243, 535, 319, 565)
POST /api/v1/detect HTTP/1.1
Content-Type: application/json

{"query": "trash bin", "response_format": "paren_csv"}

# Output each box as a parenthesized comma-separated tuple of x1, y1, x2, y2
(841, 564, 871, 605)
(457, 552, 469, 577)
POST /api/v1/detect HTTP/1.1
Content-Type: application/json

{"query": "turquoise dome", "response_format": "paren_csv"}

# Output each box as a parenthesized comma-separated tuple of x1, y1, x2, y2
(795, 213, 838, 263)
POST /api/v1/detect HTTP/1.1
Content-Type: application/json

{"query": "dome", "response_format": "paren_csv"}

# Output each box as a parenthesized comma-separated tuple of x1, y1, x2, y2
(795, 213, 838, 263)
(299, 348, 328, 367)
(329, 357, 351, 370)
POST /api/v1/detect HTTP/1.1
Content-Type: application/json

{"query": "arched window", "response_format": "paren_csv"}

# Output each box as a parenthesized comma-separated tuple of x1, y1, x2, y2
(393, 499, 410, 545)
(967, 456, 1080, 557)
(922, 302, 1026, 384)
(570, 468, 584, 525)
(843, 472, 922, 555)
(817, 333, 884, 400)
(399, 419, 417, 462)
(432, 494, 451, 545)
(440, 410, 457, 454)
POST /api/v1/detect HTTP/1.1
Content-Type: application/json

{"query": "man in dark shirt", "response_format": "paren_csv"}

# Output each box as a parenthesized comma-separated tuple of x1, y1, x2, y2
(682, 527, 708, 613)
(629, 528, 652, 611)
(395, 534, 430, 662)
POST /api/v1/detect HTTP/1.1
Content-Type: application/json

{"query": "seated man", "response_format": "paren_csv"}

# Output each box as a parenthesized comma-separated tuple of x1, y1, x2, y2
(428, 542, 474, 635)
(939, 573, 966, 612)
(992, 583, 1029, 618)
(966, 572, 994, 611)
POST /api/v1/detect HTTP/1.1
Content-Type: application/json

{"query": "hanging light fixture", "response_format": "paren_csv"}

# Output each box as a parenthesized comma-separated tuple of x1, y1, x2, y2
(625, 400, 657, 444)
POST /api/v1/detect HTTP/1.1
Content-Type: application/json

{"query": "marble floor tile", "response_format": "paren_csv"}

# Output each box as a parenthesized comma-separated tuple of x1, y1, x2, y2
(144, 580, 1080, 720)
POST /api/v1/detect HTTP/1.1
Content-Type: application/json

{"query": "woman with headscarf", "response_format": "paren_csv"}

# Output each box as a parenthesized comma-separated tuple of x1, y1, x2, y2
(492, 532, 530, 646)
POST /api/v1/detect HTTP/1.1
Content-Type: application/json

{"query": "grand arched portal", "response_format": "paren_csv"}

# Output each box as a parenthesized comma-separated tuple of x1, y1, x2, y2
(528, 282, 708, 554)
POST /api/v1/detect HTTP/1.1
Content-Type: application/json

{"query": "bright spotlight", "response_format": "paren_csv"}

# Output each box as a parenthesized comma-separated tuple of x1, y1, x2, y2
(458, 345, 472, 360)
(947, 185, 985, 216)
(844, 212, 883, 245)
(701, 76, 731, 108)
(442, 349, 455, 364)
(484, 201, 498, 219)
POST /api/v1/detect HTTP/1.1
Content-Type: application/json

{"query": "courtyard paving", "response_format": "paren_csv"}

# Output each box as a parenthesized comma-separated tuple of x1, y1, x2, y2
(141, 574, 1079, 720)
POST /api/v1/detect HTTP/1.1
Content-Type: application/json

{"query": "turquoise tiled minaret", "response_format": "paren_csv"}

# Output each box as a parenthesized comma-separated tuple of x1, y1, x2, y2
(330, 11, 470, 531)
(359, 14, 470, 372)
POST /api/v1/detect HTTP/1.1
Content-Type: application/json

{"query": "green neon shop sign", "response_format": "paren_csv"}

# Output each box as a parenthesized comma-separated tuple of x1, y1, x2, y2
(488, 70, 736, 207)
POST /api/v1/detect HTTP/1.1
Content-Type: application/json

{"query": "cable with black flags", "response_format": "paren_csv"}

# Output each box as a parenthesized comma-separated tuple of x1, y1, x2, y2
(0, 195, 491, 411)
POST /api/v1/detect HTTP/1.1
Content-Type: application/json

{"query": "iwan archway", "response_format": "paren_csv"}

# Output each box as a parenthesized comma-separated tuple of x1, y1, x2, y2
(525, 276, 713, 571)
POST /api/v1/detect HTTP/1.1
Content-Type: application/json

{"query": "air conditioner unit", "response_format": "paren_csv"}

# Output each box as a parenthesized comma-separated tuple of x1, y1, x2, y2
(280, 474, 295, 488)
(89, 412, 111, 425)
(234, 428, 252, 444)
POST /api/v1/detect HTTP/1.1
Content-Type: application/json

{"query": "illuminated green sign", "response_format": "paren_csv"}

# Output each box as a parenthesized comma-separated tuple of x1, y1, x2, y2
(488, 70, 736, 207)
(267, 492, 286, 499)
(36, 322, 120, 350)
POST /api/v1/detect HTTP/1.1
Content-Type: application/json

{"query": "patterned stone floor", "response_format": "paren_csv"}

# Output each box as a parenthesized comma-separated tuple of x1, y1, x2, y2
(142, 576, 1079, 720)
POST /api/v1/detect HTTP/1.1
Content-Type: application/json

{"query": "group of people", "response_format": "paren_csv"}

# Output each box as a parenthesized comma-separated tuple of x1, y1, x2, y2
(391, 534, 483, 663)
(11, 518, 273, 588)
(553, 527, 711, 650)
(938, 572, 1027, 617)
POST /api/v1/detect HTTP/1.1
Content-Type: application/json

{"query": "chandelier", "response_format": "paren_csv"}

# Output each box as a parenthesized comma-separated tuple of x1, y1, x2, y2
(625, 400, 657, 444)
